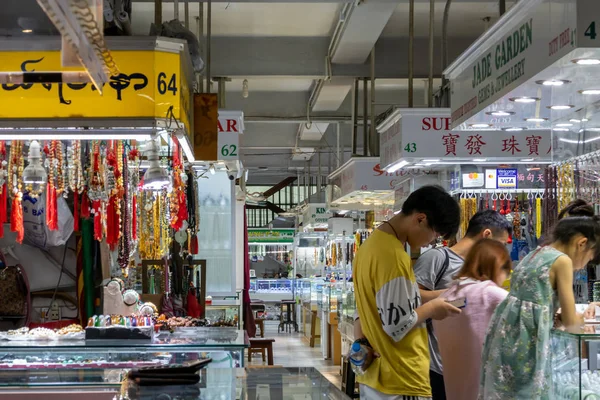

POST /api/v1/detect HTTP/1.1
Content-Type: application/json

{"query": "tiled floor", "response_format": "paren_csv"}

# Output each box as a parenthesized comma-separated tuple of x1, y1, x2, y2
(248, 322, 342, 388)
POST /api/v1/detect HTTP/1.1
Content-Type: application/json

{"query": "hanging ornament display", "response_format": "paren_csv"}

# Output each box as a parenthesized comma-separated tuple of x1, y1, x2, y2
(8, 141, 24, 243)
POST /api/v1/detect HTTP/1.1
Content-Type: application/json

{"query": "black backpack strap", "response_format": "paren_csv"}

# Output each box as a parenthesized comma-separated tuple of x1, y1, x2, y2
(426, 248, 451, 337)
(433, 248, 451, 290)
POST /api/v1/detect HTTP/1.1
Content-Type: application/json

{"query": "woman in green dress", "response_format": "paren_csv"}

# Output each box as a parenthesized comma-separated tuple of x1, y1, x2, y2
(479, 216, 600, 399)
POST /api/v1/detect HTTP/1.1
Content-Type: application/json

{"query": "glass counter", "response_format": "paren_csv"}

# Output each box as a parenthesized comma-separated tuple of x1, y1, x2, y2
(337, 282, 356, 324)
(551, 325, 600, 399)
(205, 304, 240, 327)
(321, 282, 343, 313)
(297, 278, 313, 307)
(0, 366, 350, 399)
(0, 328, 248, 371)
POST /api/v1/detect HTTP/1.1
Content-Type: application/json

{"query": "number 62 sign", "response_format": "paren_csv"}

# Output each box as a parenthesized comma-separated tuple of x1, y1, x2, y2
(217, 111, 244, 161)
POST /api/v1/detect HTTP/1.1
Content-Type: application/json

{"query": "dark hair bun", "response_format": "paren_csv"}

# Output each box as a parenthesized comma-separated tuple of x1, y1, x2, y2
(558, 199, 594, 219)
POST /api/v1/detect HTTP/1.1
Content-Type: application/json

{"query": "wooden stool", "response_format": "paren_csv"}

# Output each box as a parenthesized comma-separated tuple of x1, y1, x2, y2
(255, 318, 265, 338)
(248, 338, 275, 365)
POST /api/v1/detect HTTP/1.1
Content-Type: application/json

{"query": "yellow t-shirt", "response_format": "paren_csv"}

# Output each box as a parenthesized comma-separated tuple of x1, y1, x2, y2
(354, 229, 430, 397)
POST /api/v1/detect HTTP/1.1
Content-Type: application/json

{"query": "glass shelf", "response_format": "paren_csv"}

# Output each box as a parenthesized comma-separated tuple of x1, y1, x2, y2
(0, 328, 247, 350)
(551, 326, 600, 399)
(0, 367, 348, 400)
(0, 328, 248, 371)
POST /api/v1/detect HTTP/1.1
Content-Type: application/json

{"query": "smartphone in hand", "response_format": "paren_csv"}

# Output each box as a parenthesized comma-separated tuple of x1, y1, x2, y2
(445, 297, 467, 309)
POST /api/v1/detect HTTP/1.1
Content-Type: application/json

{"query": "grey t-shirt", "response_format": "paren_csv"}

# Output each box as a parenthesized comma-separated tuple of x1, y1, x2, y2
(413, 247, 464, 375)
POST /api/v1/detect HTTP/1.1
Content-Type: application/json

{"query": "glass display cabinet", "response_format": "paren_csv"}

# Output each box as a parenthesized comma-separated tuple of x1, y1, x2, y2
(249, 279, 294, 294)
(337, 282, 356, 325)
(0, 328, 248, 371)
(0, 366, 348, 399)
(297, 278, 313, 307)
(551, 325, 600, 399)
(321, 282, 343, 313)
(312, 278, 326, 309)
(205, 304, 240, 327)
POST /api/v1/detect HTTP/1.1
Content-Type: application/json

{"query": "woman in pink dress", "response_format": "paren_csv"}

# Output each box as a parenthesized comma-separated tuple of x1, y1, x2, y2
(433, 239, 511, 400)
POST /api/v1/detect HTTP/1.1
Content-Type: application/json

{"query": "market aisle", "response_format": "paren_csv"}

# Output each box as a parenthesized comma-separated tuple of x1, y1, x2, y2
(248, 323, 342, 388)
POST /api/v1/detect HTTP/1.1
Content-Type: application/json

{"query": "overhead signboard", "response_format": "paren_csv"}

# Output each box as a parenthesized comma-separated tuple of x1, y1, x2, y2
(302, 204, 333, 229)
(0, 38, 194, 133)
(327, 157, 436, 210)
(444, 0, 577, 127)
(217, 110, 244, 161)
(247, 229, 295, 244)
(378, 108, 552, 169)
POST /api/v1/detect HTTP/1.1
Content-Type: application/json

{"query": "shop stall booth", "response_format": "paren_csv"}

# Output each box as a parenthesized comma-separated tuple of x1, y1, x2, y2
(247, 228, 296, 331)
(0, 35, 249, 373)
(444, 0, 600, 397)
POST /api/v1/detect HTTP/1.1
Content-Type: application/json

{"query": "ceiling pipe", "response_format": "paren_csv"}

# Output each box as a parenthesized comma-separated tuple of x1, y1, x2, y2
(155, 0, 162, 26)
(184, 1, 189, 29)
(440, 0, 453, 107)
(363, 78, 368, 156)
(206, 0, 212, 93)
(408, 0, 415, 107)
(195, 2, 204, 93)
(369, 47, 378, 156)
(428, 0, 435, 107)
(352, 79, 358, 155)
(499, 0, 506, 16)
(174, 0, 179, 20)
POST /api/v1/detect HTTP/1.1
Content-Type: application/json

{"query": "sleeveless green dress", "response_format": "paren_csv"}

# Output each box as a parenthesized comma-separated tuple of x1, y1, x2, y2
(479, 246, 563, 400)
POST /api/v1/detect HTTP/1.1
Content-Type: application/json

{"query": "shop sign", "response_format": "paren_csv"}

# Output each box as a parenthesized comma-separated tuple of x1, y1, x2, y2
(247, 229, 295, 243)
(217, 110, 244, 161)
(0, 48, 192, 131)
(333, 157, 437, 197)
(497, 169, 518, 189)
(445, 0, 577, 126)
(380, 109, 552, 163)
(302, 204, 332, 228)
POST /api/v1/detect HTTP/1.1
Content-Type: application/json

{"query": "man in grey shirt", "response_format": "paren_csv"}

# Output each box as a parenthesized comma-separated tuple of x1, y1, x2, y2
(413, 209, 512, 400)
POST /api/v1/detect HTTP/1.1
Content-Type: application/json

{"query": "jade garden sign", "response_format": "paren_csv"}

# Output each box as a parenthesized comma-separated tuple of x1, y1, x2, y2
(445, 0, 577, 126)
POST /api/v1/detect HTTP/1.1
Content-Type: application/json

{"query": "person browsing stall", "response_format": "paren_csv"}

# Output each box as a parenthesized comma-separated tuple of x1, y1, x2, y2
(433, 239, 511, 400)
(413, 210, 512, 400)
(352, 185, 462, 400)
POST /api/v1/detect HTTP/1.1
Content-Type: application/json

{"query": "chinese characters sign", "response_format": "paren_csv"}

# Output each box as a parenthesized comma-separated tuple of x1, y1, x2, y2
(378, 109, 551, 165)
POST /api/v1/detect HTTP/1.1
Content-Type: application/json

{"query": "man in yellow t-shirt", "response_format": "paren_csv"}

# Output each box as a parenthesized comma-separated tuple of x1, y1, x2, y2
(353, 185, 462, 399)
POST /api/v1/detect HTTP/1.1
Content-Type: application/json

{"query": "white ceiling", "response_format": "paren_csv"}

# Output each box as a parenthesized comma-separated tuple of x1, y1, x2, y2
(381, 2, 518, 38)
(131, 2, 339, 36)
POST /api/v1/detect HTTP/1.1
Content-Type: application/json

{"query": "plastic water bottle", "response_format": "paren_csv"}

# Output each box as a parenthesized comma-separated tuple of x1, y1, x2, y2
(348, 342, 368, 375)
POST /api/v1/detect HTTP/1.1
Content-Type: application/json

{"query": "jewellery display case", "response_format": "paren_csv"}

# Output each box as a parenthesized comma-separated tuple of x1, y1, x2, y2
(337, 282, 356, 325)
(0, 366, 349, 399)
(321, 282, 343, 314)
(551, 326, 600, 399)
(0, 328, 248, 371)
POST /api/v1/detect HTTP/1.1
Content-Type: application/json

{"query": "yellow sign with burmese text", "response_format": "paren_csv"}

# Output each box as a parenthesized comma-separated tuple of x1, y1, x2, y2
(0, 50, 191, 132)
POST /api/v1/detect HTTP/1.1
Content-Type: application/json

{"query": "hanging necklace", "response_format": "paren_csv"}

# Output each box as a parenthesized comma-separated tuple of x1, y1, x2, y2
(383, 221, 401, 242)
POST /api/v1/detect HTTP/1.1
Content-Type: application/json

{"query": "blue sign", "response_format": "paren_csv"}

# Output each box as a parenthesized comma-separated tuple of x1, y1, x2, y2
(497, 169, 518, 189)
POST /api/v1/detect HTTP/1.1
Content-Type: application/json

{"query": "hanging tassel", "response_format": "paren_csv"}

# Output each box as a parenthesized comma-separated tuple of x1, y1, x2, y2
(11, 196, 23, 244)
(93, 200, 102, 241)
(51, 185, 58, 231)
(190, 234, 199, 255)
(81, 191, 91, 219)
(0, 183, 7, 238)
(132, 195, 137, 240)
(73, 191, 80, 232)
(106, 195, 118, 250)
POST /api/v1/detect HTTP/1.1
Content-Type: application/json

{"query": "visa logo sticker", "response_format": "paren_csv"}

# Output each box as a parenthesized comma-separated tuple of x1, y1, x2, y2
(497, 169, 518, 189)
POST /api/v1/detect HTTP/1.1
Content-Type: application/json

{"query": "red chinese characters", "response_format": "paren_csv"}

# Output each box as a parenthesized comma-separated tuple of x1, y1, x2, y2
(502, 135, 522, 155)
(526, 135, 542, 156)
(442, 133, 460, 156)
(466, 134, 486, 155)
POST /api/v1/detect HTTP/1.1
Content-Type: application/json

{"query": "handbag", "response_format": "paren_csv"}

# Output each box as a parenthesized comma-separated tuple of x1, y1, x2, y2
(0, 255, 30, 318)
